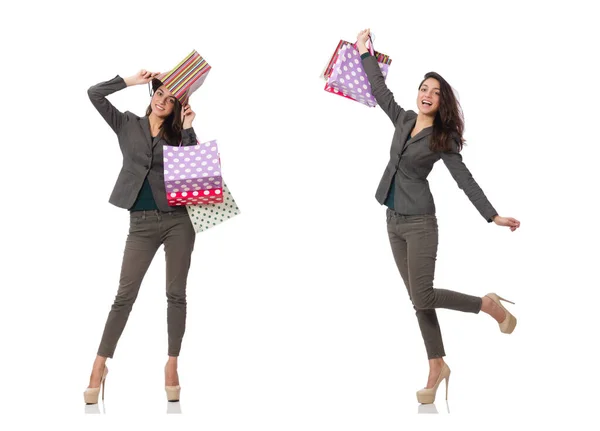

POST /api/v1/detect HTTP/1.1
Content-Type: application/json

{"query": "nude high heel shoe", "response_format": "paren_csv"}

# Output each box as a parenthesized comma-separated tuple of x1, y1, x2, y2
(165, 385, 181, 402)
(416, 363, 450, 404)
(84, 366, 109, 405)
(165, 363, 181, 402)
(486, 293, 517, 334)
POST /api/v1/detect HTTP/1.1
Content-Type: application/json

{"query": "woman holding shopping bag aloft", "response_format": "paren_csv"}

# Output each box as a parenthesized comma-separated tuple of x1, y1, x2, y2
(83, 50, 210, 404)
(355, 29, 520, 404)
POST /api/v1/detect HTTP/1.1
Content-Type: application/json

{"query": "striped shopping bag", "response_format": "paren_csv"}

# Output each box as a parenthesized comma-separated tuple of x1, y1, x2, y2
(151, 49, 211, 105)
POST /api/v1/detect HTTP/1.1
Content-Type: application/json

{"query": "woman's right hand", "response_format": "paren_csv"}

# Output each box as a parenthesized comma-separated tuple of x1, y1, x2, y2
(492, 215, 521, 232)
(356, 28, 371, 54)
(124, 69, 161, 87)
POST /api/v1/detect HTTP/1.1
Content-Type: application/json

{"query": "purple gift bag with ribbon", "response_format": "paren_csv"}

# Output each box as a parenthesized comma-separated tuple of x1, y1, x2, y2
(323, 37, 392, 107)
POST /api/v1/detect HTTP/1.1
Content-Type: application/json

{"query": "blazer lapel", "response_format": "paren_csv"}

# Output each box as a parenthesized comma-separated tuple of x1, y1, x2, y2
(398, 118, 417, 154)
(140, 116, 154, 149)
(402, 125, 433, 154)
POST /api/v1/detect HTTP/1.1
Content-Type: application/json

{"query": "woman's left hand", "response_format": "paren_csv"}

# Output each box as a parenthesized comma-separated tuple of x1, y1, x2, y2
(493, 216, 521, 232)
(181, 104, 196, 129)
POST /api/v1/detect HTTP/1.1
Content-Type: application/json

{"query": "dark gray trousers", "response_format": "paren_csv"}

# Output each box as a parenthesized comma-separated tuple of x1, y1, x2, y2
(97, 209, 196, 358)
(386, 209, 482, 359)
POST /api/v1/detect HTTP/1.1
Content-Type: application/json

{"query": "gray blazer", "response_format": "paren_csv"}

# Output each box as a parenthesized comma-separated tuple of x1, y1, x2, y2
(362, 56, 497, 222)
(88, 76, 198, 212)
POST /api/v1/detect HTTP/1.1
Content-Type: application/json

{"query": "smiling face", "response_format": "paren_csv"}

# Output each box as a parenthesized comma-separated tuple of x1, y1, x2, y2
(417, 77, 441, 116)
(151, 85, 177, 118)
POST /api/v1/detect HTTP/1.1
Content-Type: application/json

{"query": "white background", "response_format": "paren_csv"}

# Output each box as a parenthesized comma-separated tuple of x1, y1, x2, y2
(1, 0, 599, 428)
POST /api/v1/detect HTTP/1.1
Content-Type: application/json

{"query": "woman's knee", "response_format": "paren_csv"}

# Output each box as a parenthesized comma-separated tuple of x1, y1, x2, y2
(412, 289, 436, 310)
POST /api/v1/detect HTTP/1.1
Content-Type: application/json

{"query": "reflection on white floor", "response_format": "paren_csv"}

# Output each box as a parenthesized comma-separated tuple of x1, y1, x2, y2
(417, 401, 450, 414)
(418, 403, 438, 414)
(84, 402, 105, 414)
(84, 401, 182, 414)
(84, 399, 451, 415)
(167, 401, 182, 414)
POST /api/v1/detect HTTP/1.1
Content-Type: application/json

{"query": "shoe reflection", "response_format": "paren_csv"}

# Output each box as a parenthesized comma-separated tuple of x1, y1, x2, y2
(84, 403, 105, 414)
(167, 401, 182, 414)
(417, 401, 450, 414)
(418, 403, 438, 414)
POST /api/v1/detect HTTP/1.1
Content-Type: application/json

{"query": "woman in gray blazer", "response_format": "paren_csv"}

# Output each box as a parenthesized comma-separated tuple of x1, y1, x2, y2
(83, 70, 198, 404)
(356, 29, 521, 404)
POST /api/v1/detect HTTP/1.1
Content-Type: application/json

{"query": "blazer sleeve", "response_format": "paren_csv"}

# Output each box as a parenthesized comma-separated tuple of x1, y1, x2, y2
(87, 75, 128, 134)
(440, 140, 498, 222)
(361, 54, 404, 124)
(181, 127, 198, 146)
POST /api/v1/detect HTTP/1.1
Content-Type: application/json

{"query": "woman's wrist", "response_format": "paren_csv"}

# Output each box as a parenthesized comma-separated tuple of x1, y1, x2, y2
(123, 76, 138, 87)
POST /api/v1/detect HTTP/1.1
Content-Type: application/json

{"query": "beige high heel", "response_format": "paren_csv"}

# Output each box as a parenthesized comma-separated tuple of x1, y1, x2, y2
(486, 293, 517, 334)
(416, 363, 450, 404)
(165, 385, 181, 402)
(165, 363, 181, 402)
(84, 366, 109, 405)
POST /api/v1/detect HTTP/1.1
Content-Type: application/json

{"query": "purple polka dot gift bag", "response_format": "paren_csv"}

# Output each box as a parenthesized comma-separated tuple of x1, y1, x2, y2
(321, 38, 392, 107)
(163, 140, 223, 206)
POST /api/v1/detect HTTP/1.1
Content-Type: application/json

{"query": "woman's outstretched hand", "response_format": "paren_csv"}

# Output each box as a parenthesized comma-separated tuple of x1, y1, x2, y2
(124, 69, 161, 86)
(493, 216, 521, 232)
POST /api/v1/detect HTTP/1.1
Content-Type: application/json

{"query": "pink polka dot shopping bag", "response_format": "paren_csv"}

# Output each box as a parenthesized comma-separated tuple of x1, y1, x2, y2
(321, 37, 392, 107)
(163, 139, 241, 233)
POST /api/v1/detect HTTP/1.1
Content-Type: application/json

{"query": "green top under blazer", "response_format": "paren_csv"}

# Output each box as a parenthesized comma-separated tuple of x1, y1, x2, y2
(361, 54, 498, 222)
(88, 76, 198, 213)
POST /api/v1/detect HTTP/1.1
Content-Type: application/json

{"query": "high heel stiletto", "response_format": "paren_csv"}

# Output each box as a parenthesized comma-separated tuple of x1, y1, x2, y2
(84, 366, 109, 405)
(165, 385, 181, 402)
(486, 293, 517, 334)
(416, 363, 450, 404)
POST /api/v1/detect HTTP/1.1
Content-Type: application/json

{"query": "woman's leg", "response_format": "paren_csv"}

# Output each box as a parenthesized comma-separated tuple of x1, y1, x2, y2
(87, 355, 108, 389)
(387, 212, 446, 361)
(90, 212, 161, 386)
(403, 217, 510, 328)
(161, 212, 195, 369)
(404, 216, 482, 314)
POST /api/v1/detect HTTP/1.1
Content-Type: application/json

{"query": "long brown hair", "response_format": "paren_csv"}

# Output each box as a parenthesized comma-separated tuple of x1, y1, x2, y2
(419, 72, 465, 152)
(146, 82, 183, 145)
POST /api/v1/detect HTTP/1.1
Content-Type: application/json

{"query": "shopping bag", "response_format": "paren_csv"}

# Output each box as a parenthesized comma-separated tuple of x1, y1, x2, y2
(322, 38, 392, 107)
(185, 183, 241, 233)
(151, 49, 211, 106)
(163, 140, 223, 206)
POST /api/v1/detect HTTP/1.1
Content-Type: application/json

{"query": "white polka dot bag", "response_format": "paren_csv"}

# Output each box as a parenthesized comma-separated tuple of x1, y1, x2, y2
(322, 39, 392, 107)
(163, 140, 223, 206)
(185, 182, 241, 233)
